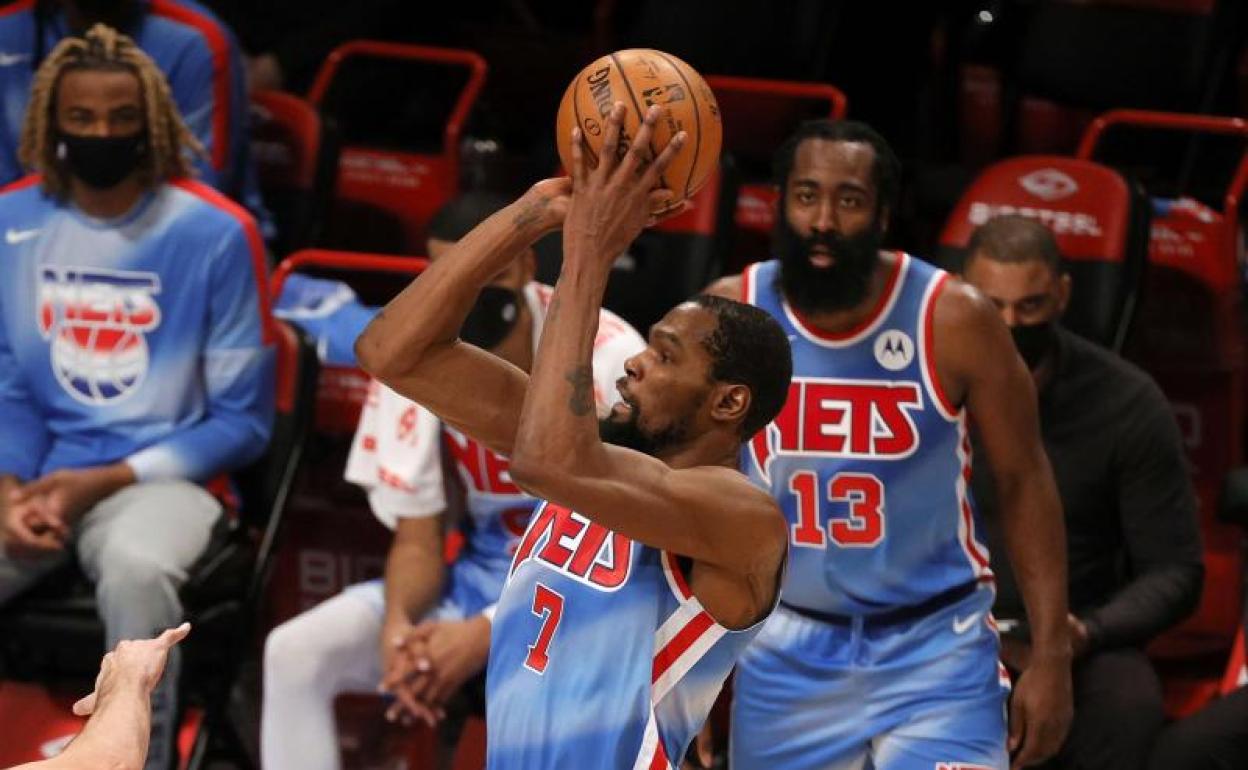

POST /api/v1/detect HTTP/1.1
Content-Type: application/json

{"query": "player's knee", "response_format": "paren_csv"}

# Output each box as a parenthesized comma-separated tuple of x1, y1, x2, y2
(94, 551, 179, 605)
(263, 615, 346, 691)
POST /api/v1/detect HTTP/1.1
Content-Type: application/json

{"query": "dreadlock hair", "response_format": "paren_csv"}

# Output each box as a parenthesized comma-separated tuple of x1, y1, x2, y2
(18, 23, 202, 199)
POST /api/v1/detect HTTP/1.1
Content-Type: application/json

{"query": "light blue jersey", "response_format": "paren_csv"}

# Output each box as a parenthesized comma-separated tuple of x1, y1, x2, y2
(741, 254, 992, 614)
(732, 254, 1008, 770)
(0, 175, 273, 483)
(487, 501, 764, 770)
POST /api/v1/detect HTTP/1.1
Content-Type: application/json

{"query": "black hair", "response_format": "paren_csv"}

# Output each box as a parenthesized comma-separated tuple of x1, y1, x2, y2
(428, 191, 512, 242)
(965, 214, 1065, 274)
(772, 119, 901, 217)
(690, 294, 793, 438)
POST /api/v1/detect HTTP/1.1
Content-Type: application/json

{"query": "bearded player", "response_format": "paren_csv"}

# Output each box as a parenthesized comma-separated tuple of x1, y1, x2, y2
(356, 102, 791, 769)
(707, 119, 1073, 769)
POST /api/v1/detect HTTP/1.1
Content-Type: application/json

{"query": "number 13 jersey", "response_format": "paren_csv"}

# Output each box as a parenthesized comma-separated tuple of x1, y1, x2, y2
(742, 254, 993, 616)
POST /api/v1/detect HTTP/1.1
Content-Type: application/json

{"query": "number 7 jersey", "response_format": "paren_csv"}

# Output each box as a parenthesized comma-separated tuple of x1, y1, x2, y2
(485, 501, 766, 769)
(742, 254, 993, 616)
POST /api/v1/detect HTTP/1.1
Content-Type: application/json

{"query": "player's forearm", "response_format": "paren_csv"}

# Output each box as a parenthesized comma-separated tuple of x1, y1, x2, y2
(511, 252, 611, 489)
(49, 680, 151, 770)
(1081, 561, 1203, 652)
(355, 201, 546, 383)
(1001, 467, 1071, 659)
(383, 537, 446, 624)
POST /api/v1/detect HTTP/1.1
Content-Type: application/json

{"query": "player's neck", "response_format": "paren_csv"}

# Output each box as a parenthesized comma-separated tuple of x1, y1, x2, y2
(792, 250, 896, 335)
(657, 435, 739, 472)
(70, 174, 147, 220)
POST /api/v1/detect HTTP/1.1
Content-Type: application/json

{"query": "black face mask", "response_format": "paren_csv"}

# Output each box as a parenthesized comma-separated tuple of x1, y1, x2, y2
(460, 286, 520, 349)
(774, 209, 885, 315)
(58, 132, 146, 190)
(1010, 322, 1057, 370)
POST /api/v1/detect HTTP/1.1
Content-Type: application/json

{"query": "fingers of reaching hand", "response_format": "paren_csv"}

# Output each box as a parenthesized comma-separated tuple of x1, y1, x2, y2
(158, 622, 191, 648)
(71, 690, 97, 717)
(598, 102, 627, 177)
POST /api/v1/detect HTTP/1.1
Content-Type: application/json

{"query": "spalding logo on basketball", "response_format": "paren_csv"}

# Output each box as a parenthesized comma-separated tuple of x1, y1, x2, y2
(38, 267, 162, 405)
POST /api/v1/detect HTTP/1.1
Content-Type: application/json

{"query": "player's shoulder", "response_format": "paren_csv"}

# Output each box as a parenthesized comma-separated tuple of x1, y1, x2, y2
(703, 272, 744, 301)
(144, 0, 234, 44)
(164, 178, 258, 238)
(932, 272, 1001, 334)
(0, 0, 35, 39)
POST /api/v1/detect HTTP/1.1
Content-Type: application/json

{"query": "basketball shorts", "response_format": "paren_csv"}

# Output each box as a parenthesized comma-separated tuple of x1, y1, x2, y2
(731, 584, 1009, 770)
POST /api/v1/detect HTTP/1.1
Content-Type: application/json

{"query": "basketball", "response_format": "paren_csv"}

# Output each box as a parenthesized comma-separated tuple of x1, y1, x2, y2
(556, 49, 722, 206)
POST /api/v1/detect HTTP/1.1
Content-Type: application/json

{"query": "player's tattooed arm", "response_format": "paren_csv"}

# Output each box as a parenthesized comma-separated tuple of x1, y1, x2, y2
(564, 365, 595, 416)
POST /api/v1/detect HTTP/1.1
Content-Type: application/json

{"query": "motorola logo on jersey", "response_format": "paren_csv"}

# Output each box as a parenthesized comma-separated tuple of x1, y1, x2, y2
(873, 329, 914, 371)
(510, 503, 632, 591)
(38, 267, 162, 405)
(749, 377, 923, 482)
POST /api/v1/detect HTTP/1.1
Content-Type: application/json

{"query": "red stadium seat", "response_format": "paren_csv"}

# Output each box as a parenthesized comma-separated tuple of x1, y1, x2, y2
(270, 250, 491, 769)
(266, 251, 432, 633)
(249, 89, 340, 258)
(703, 75, 847, 273)
(308, 42, 488, 255)
(938, 154, 1151, 351)
(1076, 114, 1248, 713)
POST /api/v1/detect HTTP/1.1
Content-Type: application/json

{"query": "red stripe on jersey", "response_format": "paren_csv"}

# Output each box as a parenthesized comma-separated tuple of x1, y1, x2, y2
(652, 610, 715, 683)
(150, 0, 231, 171)
(662, 551, 693, 600)
(739, 263, 752, 303)
(648, 740, 671, 770)
(1, 174, 41, 194)
(0, 0, 34, 18)
(170, 178, 272, 341)
(960, 498, 991, 571)
(922, 272, 958, 416)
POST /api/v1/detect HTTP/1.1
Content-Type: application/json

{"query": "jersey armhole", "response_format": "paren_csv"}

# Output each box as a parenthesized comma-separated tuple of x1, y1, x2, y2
(918, 271, 960, 421)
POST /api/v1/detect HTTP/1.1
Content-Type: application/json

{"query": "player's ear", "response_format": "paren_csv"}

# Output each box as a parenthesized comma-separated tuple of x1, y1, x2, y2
(710, 382, 750, 430)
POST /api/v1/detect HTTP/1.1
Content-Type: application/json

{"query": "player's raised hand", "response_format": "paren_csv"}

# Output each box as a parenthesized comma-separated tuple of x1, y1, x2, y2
(563, 101, 686, 269)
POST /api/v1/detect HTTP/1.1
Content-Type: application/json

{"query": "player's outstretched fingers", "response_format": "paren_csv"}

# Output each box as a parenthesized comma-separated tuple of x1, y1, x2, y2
(568, 126, 588, 188)
(618, 104, 661, 180)
(643, 130, 686, 191)
(596, 101, 627, 179)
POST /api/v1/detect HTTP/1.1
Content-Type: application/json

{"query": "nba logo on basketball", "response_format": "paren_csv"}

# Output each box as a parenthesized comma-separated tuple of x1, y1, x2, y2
(38, 267, 162, 405)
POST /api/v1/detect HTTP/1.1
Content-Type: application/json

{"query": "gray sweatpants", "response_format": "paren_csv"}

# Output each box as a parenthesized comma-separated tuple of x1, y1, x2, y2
(0, 480, 222, 770)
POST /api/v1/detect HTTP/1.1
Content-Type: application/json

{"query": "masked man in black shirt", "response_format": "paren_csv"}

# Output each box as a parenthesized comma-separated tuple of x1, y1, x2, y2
(962, 214, 1203, 770)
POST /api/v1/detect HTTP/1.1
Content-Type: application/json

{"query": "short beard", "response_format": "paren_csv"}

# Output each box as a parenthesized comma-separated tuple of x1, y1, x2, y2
(774, 213, 884, 314)
(598, 410, 690, 457)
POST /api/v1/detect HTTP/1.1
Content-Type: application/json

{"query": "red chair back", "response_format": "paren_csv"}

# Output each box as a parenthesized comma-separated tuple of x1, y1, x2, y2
(1079, 110, 1248, 668)
(309, 42, 487, 255)
(939, 155, 1150, 351)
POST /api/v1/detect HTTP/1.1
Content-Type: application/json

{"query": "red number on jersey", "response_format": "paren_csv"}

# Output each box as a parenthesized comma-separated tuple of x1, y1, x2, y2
(787, 471, 886, 549)
(524, 582, 565, 674)
(828, 473, 885, 547)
